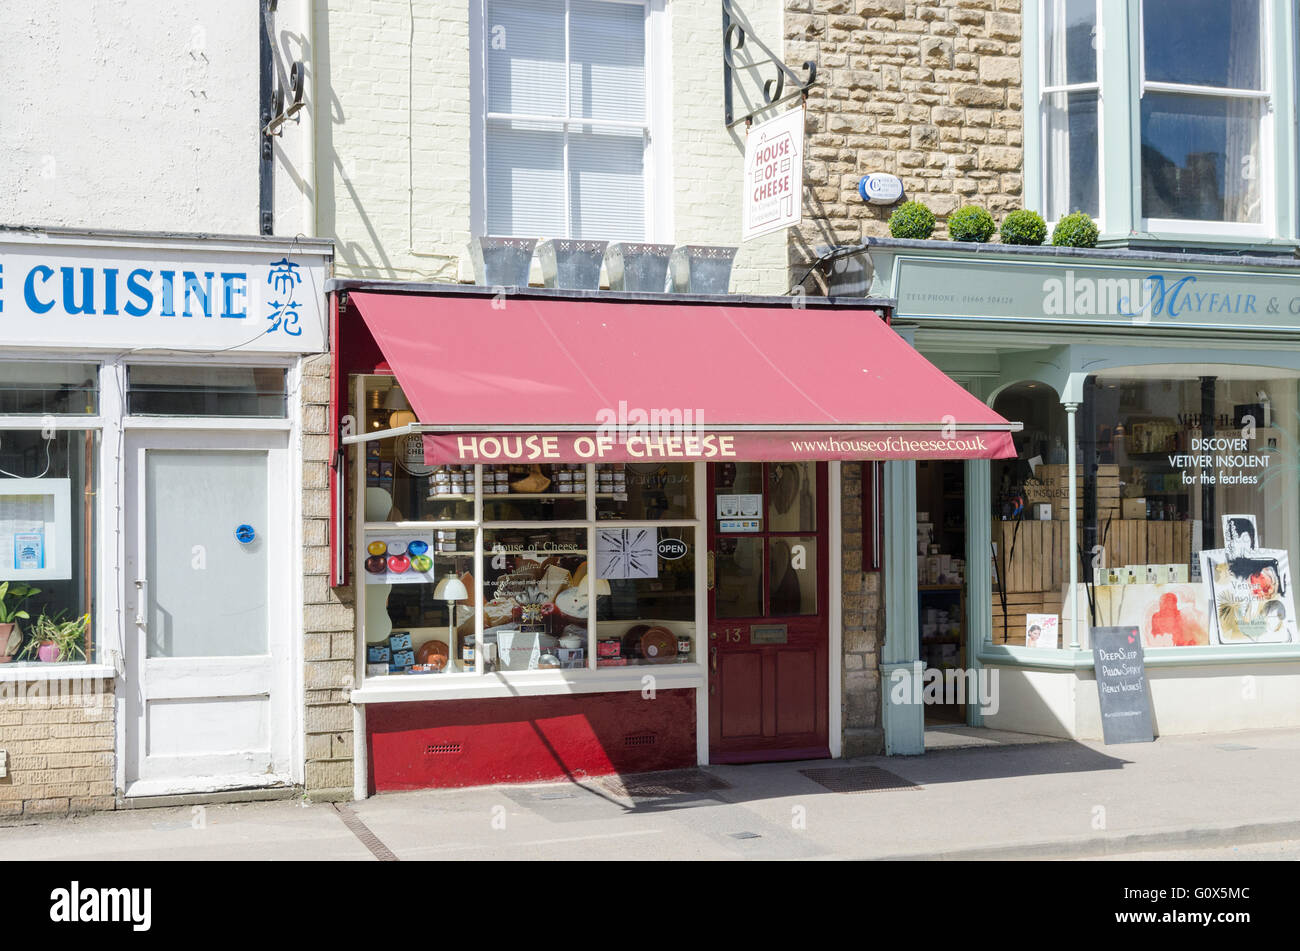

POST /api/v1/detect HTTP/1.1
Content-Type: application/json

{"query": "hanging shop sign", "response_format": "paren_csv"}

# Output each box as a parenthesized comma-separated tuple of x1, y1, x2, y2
(742, 107, 804, 241)
(0, 236, 329, 353)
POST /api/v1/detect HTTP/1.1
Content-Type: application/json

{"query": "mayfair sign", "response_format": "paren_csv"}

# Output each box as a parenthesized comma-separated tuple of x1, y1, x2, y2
(890, 253, 1300, 332)
(0, 237, 329, 353)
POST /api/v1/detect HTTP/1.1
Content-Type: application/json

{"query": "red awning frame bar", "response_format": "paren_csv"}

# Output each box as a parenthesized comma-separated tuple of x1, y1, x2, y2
(345, 421, 1022, 443)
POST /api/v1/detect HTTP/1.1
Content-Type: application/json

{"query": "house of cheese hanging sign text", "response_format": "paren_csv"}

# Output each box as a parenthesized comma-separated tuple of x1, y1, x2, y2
(742, 108, 804, 241)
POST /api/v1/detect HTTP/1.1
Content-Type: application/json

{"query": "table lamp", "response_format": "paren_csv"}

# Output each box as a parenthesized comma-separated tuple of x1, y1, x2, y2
(434, 572, 469, 669)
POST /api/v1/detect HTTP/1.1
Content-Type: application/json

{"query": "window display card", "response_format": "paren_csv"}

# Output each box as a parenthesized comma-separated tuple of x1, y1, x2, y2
(1026, 614, 1059, 649)
(0, 479, 71, 581)
(596, 528, 657, 580)
(363, 533, 438, 585)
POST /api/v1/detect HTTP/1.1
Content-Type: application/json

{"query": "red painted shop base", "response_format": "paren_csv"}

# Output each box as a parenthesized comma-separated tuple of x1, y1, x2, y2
(366, 689, 697, 792)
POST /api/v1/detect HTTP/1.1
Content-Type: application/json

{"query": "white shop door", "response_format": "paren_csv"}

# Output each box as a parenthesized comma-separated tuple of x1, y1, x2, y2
(124, 431, 294, 797)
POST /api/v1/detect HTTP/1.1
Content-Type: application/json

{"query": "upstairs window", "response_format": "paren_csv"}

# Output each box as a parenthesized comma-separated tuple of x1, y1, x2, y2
(482, 0, 651, 241)
(1140, 0, 1268, 228)
(1042, 0, 1100, 223)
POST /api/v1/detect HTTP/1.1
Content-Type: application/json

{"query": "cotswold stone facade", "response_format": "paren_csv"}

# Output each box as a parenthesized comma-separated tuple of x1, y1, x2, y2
(840, 464, 884, 756)
(788, 0, 1024, 261)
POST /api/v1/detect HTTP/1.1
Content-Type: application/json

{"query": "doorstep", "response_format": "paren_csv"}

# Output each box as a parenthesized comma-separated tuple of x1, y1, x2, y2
(923, 725, 1068, 751)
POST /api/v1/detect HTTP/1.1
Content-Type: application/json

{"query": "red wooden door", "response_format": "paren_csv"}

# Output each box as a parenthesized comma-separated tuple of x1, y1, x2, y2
(707, 462, 829, 764)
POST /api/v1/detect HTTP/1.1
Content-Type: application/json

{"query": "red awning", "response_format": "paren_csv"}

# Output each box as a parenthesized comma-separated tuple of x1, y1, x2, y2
(349, 291, 1017, 463)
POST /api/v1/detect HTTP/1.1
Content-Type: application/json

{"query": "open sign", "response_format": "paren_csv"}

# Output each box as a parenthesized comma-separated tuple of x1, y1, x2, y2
(657, 537, 688, 560)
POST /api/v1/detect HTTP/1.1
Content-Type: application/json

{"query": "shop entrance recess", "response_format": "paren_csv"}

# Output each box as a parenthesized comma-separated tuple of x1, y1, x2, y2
(707, 462, 829, 763)
(123, 430, 294, 797)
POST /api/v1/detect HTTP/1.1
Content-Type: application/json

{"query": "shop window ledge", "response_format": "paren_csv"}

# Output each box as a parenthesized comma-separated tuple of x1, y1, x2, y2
(350, 664, 706, 704)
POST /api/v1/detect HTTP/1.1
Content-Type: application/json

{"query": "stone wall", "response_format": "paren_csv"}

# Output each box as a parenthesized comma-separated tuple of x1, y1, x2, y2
(0, 678, 115, 817)
(840, 463, 884, 756)
(301, 352, 357, 800)
(787, 0, 1024, 271)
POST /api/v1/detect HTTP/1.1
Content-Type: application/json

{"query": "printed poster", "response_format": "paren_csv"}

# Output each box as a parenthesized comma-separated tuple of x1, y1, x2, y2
(1200, 547, 1296, 645)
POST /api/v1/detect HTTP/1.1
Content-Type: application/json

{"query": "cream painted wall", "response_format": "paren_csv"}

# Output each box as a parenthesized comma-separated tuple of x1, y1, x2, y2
(984, 663, 1300, 739)
(0, 0, 314, 237)
(316, 0, 790, 293)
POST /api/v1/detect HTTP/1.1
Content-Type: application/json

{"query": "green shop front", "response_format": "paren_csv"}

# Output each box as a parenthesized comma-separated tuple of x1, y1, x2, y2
(862, 237, 1300, 753)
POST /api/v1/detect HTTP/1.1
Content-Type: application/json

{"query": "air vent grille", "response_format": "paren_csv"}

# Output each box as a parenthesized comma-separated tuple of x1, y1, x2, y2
(425, 742, 462, 755)
(623, 733, 658, 748)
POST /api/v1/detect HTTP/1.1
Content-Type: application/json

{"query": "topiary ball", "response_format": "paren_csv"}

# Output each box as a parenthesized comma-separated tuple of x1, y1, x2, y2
(1051, 211, 1099, 248)
(947, 205, 996, 243)
(999, 209, 1048, 246)
(887, 201, 936, 240)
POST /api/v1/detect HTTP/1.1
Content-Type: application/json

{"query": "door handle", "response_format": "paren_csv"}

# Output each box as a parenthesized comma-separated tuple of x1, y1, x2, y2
(707, 551, 715, 591)
(710, 645, 717, 673)
(134, 579, 147, 631)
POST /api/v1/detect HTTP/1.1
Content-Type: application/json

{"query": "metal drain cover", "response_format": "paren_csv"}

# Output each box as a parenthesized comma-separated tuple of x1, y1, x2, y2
(599, 769, 732, 799)
(798, 766, 921, 794)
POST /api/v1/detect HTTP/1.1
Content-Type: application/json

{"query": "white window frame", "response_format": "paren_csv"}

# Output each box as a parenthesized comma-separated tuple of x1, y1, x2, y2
(470, 0, 672, 243)
(1137, 0, 1274, 238)
(1039, 0, 1104, 232)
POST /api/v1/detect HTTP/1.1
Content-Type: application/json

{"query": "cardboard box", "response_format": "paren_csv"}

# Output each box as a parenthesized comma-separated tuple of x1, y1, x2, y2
(1122, 498, 1147, 520)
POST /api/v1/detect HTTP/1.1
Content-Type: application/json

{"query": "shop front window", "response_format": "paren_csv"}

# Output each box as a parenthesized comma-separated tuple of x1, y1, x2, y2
(0, 429, 98, 665)
(991, 370, 1300, 650)
(355, 376, 701, 680)
(1082, 370, 1298, 647)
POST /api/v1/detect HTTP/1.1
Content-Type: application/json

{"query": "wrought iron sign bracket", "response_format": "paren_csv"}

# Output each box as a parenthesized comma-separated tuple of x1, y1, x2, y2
(261, 0, 306, 137)
(722, 0, 817, 129)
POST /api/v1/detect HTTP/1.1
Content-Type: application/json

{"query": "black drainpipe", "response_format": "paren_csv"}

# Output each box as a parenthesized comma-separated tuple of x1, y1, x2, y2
(258, 0, 274, 235)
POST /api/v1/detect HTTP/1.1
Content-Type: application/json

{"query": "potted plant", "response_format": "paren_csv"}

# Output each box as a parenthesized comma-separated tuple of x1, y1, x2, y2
(0, 582, 40, 663)
(17, 612, 88, 664)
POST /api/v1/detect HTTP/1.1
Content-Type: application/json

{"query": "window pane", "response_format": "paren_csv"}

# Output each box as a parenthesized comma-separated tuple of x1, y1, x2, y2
(768, 462, 816, 532)
(597, 527, 696, 666)
(146, 450, 267, 658)
(597, 463, 695, 520)
(1044, 90, 1099, 220)
(769, 537, 817, 616)
(989, 382, 1072, 647)
(1, 429, 98, 665)
(1143, 0, 1261, 89)
(486, 0, 565, 116)
(1141, 93, 1261, 223)
(128, 365, 287, 417)
(568, 124, 645, 241)
(482, 528, 588, 669)
(486, 118, 565, 238)
(0, 362, 98, 415)
(1044, 0, 1097, 86)
(714, 536, 762, 619)
(569, 0, 645, 122)
(483, 464, 586, 521)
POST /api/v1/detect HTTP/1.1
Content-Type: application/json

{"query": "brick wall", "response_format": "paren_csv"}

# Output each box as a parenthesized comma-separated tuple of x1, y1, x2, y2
(0, 679, 115, 818)
(301, 352, 357, 800)
(840, 463, 884, 756)
(787, 0, 1024, 274)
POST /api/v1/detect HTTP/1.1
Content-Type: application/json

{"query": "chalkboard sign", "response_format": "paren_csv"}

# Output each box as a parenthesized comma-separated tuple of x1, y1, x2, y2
(1091, 626, 1154, 744)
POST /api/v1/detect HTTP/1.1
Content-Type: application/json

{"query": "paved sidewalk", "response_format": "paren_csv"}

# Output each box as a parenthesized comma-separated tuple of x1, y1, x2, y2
(3, 727, 1299, 861)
